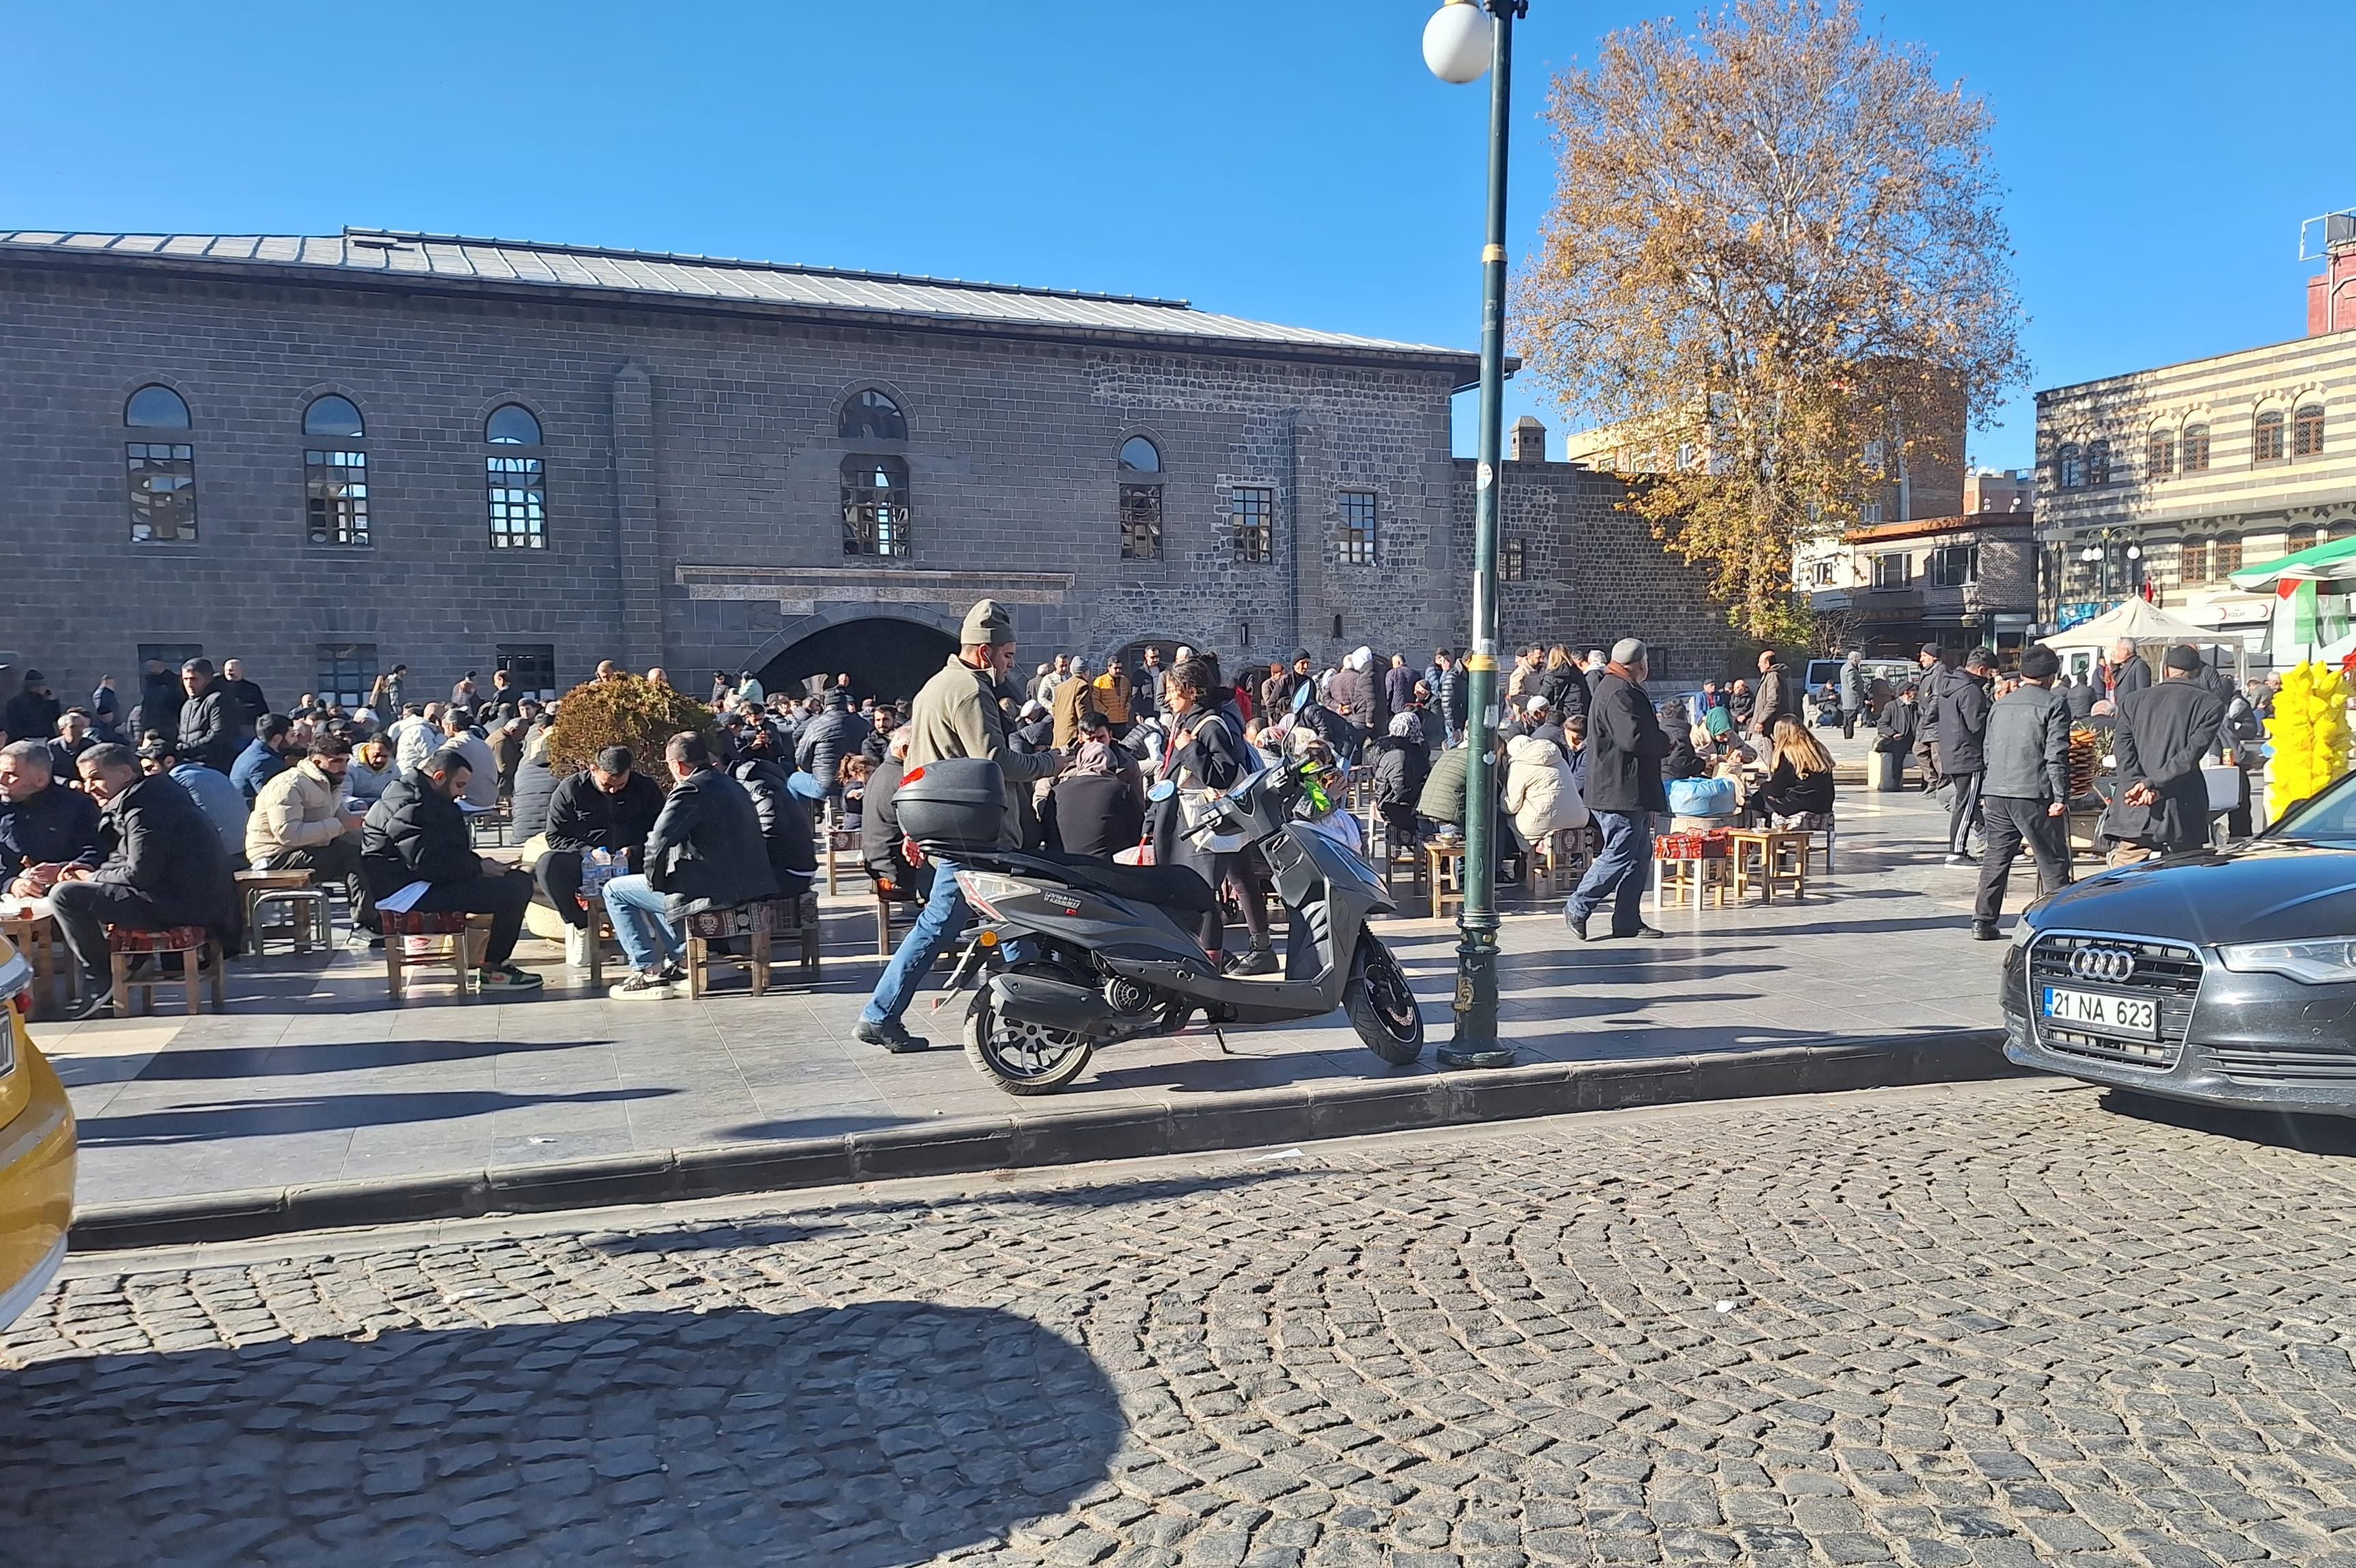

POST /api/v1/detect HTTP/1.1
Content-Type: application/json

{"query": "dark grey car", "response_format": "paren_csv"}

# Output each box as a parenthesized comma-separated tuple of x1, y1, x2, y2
(2001, 774, 2356, 1113)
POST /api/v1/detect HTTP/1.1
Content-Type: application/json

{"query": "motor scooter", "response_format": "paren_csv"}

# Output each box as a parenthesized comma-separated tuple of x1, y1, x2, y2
(895, 756, 1425, 1094)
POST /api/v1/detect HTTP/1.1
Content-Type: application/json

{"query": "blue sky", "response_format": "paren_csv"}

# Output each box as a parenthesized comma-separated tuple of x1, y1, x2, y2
(3, 1, 2343, 471)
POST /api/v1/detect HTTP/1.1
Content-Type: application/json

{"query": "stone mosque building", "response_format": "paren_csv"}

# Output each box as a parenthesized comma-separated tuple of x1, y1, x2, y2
(0, 227, 1732, 707)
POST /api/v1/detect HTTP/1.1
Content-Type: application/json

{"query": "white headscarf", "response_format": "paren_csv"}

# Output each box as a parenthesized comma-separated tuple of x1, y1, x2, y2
(1344, 646, 1374, 673)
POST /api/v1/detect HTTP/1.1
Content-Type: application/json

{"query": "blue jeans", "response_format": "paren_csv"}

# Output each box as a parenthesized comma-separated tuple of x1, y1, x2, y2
(602, 873, 683, 972)
(1566, 809, 1654, 935)
(861, 856, 968, 1026)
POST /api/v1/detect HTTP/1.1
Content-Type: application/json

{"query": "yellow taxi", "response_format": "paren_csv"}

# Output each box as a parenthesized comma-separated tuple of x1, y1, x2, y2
(0, 933, 74, 1329)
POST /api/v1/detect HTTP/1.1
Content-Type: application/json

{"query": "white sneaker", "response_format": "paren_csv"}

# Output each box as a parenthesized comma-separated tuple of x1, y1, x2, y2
(565, 925, 590, 969)
(609, 971, 680, 1001)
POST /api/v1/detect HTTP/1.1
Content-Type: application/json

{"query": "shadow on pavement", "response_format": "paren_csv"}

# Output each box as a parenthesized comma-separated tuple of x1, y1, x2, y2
(106, 1035, 603, 1081)
(2098, 1089, 2356, 1156)
(0, 1300, 1124, 1567)
(77, 1087, 674, 1146)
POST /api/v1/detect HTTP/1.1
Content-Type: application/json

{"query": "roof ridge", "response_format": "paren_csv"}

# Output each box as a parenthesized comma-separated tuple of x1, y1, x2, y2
(342, 227, 1194, 311)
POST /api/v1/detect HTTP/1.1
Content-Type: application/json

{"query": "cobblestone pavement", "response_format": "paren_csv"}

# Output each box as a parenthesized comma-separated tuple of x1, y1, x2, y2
(12, 1078, 2356, 1567)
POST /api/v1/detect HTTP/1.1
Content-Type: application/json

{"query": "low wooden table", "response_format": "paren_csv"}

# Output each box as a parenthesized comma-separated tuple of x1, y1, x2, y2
(1728, 828, 1812, 901)
(0, 908, 69, 1014)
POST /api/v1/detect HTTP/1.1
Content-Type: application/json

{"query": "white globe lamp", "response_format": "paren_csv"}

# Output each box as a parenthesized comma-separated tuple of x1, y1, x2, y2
(1423, 0, 1493, 84)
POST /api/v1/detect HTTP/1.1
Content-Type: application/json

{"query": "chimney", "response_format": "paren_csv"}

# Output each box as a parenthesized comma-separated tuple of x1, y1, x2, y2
(1510, 415, 1548, 462)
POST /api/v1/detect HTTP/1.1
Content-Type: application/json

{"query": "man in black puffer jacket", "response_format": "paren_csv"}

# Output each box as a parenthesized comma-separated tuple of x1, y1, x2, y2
(363, 748, 542, 989)
(175, 658, 239, 774)
(794, 689, 870, 818)
(51, 743, 242, 1019)
(600, 731, 778, 999)
(731, 724, 818, 899)
(536, 746, 663, 932)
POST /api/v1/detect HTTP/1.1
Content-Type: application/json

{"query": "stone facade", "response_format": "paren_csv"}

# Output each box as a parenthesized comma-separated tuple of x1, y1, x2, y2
(0, 230, 1735, 708)
(1796, 513, 2039, 660)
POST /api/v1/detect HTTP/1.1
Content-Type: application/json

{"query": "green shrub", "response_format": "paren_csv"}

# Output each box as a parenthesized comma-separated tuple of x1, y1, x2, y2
(544, 676, 717, 785)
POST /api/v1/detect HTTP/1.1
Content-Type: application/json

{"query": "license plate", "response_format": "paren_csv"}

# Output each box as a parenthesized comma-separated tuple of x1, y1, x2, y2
(2042, 986, 2159, 1040)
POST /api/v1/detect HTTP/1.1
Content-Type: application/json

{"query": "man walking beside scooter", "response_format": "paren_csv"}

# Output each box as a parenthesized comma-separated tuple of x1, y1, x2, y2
(1565, 638, 1671, 942)
(855, 599, 1062, 1052)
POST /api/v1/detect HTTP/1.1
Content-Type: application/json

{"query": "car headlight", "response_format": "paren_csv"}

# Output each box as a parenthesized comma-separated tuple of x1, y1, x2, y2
(2010, 921, 2036, 950)
(2217, 939, 2356, 985)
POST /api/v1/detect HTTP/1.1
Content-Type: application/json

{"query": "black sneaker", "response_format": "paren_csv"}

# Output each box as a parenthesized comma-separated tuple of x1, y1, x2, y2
(66, 986, 114, 1022)
(1565, 910, 1592, 941)
(479, 964, 544, 990)
(1971, 921, 2002, 942)
(1223, 947, 1279, 977)
(855, 1017, 927, 1053)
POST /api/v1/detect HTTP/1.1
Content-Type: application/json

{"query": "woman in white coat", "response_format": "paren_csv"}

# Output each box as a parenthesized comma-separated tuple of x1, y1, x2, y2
(1503, 731, 1588, 851)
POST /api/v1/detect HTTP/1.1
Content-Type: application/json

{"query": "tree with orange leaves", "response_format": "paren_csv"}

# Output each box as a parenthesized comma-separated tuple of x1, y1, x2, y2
(1519, 0, 2024, 643)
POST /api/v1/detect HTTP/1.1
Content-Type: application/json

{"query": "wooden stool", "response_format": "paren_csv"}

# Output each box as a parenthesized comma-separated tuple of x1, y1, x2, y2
(571, 895, 616, 992)
(1423, 840, 1465, 920)
(769, 891, 822, 979)
(1652, 852, 1732, 909)
(868, 871, 919, 957)
(684, 901, 773, 998)
(824, 828, 861, 895)
(236, 867, 312, 930)
(106, 924, 225, 1016)
(1729, 828, 1810, 901)
(1, 912, 70, 1015)
(378, 908, 495, 1000)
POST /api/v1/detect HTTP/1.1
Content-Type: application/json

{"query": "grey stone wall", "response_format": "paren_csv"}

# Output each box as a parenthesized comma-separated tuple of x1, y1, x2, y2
(0, 258, 1732, 706)
(1460, 460, 1742, 684)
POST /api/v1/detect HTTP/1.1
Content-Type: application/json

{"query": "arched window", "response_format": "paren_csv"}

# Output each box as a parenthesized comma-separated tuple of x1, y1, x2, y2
(2288, 525, 2318, 556)
(486, 408, 548, 550)
(2085, 439, 2111, 486)
(839, 389, 906, 443)
(303, 394, 363, 438)
(2213, 535, 2243, 578)
(2295, 404, 2327, 458)
(2181, 424, 2211, 473)
(124, 384, 195, 542)
(486, 404, 542, 446)
(842, 456, 911, 557)
(1119, 435, 1163, 561)
(125, 384, 191, 428)
(2055, 443, 2083, 489)
(2331, 520, 2356, 542)
(302, 395, 369, 547)
(2147, 430, 2174, 479)
(2255, 410, 2286, 462)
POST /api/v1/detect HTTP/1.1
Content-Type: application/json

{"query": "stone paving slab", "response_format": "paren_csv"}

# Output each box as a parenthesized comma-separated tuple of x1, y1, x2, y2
(34, 734, 2019, 1232)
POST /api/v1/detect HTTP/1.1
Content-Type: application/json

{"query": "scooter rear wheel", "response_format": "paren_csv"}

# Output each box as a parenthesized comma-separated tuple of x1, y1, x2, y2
(965, 978, 1096, 1095)
(1344, 934, 1425, 1065)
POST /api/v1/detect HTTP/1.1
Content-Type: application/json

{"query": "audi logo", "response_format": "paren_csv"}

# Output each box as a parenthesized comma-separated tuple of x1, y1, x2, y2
(2068, 946, 2137, 984)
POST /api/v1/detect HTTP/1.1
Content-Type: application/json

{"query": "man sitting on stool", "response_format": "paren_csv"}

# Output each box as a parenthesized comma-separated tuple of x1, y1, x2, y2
(536, 744, 662, 967)
(0, 740, 101, 899)
(53, 743, 242, 1021)
(600, 731, 777, 1001)
(361, 748, 542, 990)
(247, 733, 374, 934)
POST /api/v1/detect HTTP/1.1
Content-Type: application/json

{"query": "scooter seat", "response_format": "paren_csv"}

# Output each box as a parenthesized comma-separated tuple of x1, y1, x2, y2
(997, 852, 1219, 919)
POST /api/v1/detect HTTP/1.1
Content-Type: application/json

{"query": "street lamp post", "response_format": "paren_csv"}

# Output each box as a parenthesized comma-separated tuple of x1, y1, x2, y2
(1425, 0, 1525, 1069)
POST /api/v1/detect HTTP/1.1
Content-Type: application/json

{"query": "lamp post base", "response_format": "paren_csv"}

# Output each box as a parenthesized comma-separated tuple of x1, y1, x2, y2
(1439, 924, 1515, 1069)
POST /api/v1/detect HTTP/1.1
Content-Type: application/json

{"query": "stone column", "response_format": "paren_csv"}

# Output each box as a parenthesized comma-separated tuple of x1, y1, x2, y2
(611, 361, 666, 671)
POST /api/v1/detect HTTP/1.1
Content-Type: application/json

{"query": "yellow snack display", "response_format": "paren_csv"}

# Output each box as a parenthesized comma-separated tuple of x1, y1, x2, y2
(2265, 660, 2354, 817)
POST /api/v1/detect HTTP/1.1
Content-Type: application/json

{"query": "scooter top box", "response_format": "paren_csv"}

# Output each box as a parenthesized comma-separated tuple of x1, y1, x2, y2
(896, 757, 1007, 856)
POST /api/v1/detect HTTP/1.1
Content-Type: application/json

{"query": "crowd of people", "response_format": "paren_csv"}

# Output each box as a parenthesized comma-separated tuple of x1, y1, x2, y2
(0, 609, 2279, 1031)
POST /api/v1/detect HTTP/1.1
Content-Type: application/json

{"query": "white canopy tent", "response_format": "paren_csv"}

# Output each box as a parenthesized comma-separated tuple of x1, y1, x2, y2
(2038, 597, 2217, 652)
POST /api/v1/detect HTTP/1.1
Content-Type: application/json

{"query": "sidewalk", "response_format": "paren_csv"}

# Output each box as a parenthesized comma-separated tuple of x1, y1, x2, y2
(34, 736, 2017, 1231)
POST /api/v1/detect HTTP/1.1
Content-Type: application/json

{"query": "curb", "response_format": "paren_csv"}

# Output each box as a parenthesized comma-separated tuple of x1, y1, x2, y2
(67, 1031, 2022, 1251)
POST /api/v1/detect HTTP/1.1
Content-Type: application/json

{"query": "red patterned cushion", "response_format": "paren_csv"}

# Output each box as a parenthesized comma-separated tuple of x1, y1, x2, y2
(378, 910, 472, 936)
(107, 924, 211, 953)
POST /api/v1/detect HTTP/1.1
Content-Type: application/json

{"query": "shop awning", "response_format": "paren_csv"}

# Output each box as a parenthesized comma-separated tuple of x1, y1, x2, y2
(2228, 534, 2356, 591)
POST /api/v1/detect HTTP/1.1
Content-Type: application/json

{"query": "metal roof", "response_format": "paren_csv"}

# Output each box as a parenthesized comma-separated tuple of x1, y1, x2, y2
(0, 227, 1467, 361)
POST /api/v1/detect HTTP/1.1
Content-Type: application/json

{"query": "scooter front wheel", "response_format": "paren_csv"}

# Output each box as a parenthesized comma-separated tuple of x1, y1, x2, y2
(965, 983, 1096, 1095)
(1345, 934, 1425, 1065)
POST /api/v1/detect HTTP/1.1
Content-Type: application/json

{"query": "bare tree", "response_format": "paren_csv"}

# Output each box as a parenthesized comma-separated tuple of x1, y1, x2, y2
(1520, 0, 2025, 641)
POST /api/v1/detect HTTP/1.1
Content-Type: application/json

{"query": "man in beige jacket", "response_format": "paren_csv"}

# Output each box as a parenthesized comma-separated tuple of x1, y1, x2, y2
(857, 599, 1062, 1052)
(247, 734, 373, 929)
